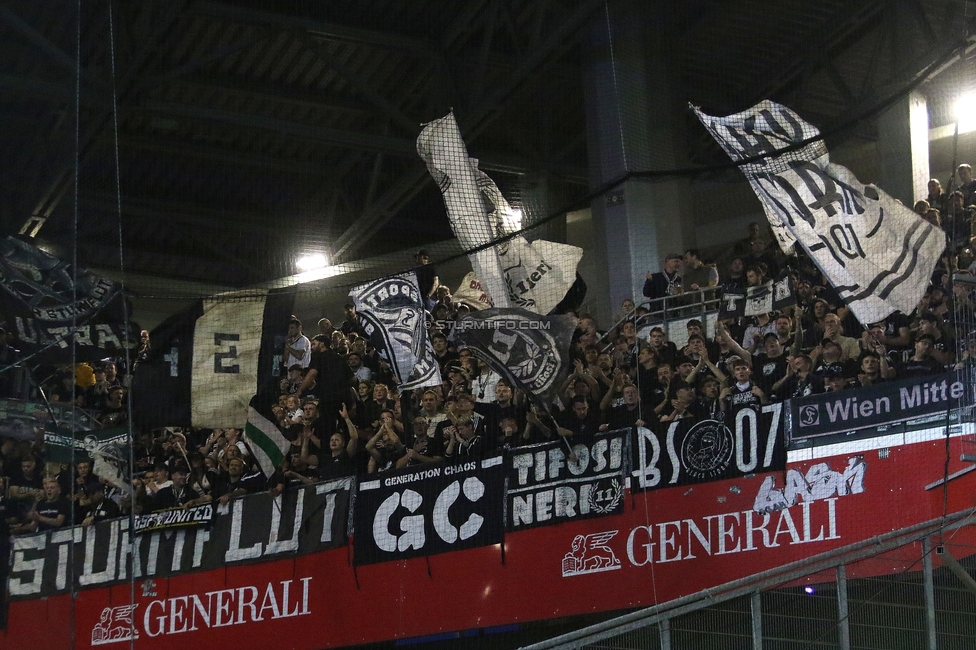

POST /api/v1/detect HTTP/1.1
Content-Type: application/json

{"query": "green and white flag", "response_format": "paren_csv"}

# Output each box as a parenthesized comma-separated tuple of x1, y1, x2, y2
(244, 395, 290, 478)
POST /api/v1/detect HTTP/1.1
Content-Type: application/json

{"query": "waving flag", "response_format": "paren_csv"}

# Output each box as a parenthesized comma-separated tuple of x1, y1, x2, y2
(349, 272, 440, 389)
(417, 112, 511, 309)
(694, 101, 941, 324)
(452, 308, 577, 408)
(0, 236, 138, 362)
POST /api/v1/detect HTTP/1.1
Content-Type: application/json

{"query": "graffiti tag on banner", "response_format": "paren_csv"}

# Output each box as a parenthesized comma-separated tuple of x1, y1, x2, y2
(9, 478, 351, 599)
(506, 429, 629, 530)
(631, 405, 785, 490)
(353, 455, 505, 565)
(133, 503, 213, 534)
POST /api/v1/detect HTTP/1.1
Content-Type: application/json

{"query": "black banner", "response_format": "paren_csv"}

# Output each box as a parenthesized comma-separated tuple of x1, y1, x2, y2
(133, 504, 214, 534)
(0, 398, 98, 442)
(789, 372, 969, 440)
(8, 478, 352, 599)
(353, 456, 505, 565)
(0, 236, 139, 362)
(506, 429, 629, 530)
(631, 404, 786, 490)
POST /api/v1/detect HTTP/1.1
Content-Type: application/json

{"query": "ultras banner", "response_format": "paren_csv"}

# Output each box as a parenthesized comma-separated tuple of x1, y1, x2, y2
(353, 455, 505, 565)
(8, 477, 352, 599)
(630, 404, 786, 491)
(505, 429, 630, 531)
(789, 371, 969, 440)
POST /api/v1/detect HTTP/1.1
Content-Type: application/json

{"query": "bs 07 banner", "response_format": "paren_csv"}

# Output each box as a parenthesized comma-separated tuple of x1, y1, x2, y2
(353, 455, 505, 565)
(631, 404, 785, 490)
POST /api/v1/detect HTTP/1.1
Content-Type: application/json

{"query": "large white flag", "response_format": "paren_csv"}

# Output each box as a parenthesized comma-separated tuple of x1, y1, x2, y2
(472, 164, 583, 314)
(417, 112, 582, 314)
(417, 112, 510, 308)
(694, 100, 942, 324)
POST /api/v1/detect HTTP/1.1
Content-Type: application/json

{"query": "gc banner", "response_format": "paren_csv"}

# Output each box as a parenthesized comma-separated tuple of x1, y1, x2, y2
(789, 372, 969, 440)
(353, 456, 505, 565)
(8, 478, 352, 599)
(631, 405, 785, 490)
(506, 429, 629, 530)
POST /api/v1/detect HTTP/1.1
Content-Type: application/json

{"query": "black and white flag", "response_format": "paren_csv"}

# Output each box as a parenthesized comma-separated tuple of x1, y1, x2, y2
(349, 272, 440, 389)
(452, 308, 577, 408)
(719, 271, 795, 320)
(0, 236, 139, 362)
(132, 288, 296, 429)
(417, 112, 511, 309)
(694, 101, 942, 324)
(418, 113, 585, 314)
(472, 164, 583, 314)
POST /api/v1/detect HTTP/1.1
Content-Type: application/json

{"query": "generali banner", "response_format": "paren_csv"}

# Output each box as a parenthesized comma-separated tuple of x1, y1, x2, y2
(4, 424, 976, 650)
(8, 477, 352, 600)
(789, 372, 970, 439)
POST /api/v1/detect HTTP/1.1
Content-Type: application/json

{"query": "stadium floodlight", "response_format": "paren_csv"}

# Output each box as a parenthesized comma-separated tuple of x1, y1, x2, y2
(296, 253, 328, 271)
(955, 91, 976, 134)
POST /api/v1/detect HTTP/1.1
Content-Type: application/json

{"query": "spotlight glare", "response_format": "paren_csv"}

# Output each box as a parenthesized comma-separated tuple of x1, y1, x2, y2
(804, 586, 815, 595)
(955, 92, 976, 134)
(296, 253, 328, 271)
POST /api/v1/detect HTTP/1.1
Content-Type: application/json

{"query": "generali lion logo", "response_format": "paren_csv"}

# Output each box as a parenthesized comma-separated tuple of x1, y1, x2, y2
(91, 604, 139, 645)
(561, 530, 621, 577)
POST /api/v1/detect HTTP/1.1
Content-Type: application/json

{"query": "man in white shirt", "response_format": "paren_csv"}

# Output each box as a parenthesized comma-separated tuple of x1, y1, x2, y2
(283, 317, 311, 369)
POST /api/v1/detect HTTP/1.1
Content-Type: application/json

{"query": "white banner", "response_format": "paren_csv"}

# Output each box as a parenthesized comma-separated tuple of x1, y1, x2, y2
(454, 272, 494, 310)
(191, 296, 266, 427)
(417, 112, 510, 308)
(694, 100, 942, 324)
(473, 165, 583, 314)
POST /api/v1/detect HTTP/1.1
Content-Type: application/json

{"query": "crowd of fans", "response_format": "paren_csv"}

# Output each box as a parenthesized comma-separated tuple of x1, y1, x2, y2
(2, 171, 976, 537)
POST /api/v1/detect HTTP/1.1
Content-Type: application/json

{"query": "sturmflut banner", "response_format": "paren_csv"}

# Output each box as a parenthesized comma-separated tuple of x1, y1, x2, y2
(506, 429, 630, 530)
(8, 478, 352, 599)
(789, 372, 971, 439)
(631, 405, 786, 490)
(694, 101, 942, 324)
(353, 456, 505, 565)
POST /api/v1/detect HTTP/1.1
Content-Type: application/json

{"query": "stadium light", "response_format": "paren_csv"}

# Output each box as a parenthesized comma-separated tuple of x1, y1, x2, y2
(296, 253, 328, 271)
(955, 91, 976, 134)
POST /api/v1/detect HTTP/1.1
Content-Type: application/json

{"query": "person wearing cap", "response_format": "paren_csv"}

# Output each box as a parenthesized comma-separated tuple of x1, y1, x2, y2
(822, 368, 850, 392)
(882, 334, 943, 379)
(79, 482, 121, 526)
(150, 465, 198, 511)
(811, 340, 856, 379)
(340, 303, 367, 338)
(643, 254, 682, 301)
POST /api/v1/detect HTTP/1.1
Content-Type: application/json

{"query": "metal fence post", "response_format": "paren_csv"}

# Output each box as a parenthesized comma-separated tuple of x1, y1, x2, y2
(837, 564, 851, 650)
(750, 591, 763, 650)
(659, 618, 671, 650)
(922, 537, 938, 650)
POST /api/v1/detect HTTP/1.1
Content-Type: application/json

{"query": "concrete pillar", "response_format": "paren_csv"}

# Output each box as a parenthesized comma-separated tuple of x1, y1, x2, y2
(581, 1, 694, 324)
(877, 90, 929, 205)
